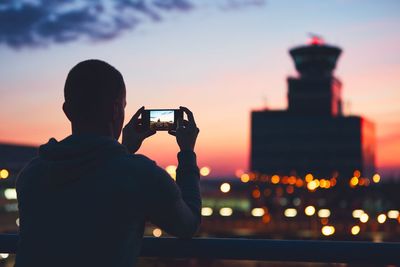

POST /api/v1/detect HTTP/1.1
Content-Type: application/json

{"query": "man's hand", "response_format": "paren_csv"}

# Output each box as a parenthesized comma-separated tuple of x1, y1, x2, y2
(168, 107, 199, 152)
(122, 106, 156, 154)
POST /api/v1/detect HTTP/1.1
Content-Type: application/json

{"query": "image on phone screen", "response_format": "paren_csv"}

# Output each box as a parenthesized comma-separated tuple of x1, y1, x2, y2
(149, 110, 175, 130)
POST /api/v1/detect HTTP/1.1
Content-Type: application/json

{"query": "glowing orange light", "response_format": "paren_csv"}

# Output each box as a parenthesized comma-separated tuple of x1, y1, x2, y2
(295, 179, 304, 187)
(0, 169, 9, 179)
(321, 180, 331, 189)
(262, 213, 271, 224)
(330, 178, 337, 186)
(305, 173, 313, 183)
(252, 189, 261, 199)
(271, 175, 280, 184)
(307, 180, 318, 191)
(249, 172, 256, 181)
(372, 174, 380, 183)
(282, 176, 289, 184)
(288, 176, 296, 185)
(321, 218, 329, 225)
(286, 185, 294, 194)
(240, 173, 250, 183)
(350, 177, 359, 187)
(353, 170, 361, 178)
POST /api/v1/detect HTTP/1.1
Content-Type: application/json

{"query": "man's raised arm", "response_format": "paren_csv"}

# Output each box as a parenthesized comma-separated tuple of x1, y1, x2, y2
(145, 150, 201, 238)
(129, 106, 201, 238)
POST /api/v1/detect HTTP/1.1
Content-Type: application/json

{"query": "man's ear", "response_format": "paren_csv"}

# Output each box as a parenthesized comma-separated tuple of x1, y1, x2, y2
(62, 102, 73, 122)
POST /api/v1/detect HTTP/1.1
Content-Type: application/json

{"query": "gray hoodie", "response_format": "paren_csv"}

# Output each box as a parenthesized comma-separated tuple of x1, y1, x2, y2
(15, 135, 201, 267)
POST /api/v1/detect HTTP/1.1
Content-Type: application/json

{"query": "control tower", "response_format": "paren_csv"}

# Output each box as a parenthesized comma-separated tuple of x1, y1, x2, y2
(251, 37, 376, 180)
(288, 37, 342, 116)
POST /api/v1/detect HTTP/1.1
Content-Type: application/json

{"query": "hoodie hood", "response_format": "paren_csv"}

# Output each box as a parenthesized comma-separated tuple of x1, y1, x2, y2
(38, 135, 128, 187)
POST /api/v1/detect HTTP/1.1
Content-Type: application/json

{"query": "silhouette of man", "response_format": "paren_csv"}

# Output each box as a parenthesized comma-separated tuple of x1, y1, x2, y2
(15, 59, 201, 267)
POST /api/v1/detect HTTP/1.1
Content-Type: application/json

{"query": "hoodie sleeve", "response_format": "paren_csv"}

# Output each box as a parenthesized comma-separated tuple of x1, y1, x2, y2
(141, 152, 201, 238)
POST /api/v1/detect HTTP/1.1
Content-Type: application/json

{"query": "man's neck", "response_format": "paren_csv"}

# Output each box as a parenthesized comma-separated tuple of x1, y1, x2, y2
(71, 123, 115, 139)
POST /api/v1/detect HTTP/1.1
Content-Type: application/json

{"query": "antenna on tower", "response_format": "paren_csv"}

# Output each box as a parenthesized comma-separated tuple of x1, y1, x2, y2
(307, 33, 325, 45)
(345, 100, 352, 115)
(262, 95, 268, 110)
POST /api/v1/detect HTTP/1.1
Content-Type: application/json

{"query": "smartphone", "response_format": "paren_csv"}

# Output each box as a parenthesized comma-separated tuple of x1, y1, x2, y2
(143, 109, 183, 131)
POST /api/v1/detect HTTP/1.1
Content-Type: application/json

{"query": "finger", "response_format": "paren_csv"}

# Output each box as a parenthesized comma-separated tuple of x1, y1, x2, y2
(180, 106, 196, 127)
(176, 117, 184, 129)
(128, 106, 145, 125)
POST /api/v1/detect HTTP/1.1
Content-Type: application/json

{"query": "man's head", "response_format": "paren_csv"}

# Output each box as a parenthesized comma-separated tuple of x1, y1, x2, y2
(63, 59, 126, 139)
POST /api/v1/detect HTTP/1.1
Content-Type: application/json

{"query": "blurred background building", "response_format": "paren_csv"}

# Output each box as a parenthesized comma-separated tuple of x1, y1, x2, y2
(251, 37, 376, 180)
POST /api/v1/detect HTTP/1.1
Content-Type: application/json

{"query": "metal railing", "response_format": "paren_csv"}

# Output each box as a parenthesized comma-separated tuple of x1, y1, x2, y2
(1, 234, 399, 264)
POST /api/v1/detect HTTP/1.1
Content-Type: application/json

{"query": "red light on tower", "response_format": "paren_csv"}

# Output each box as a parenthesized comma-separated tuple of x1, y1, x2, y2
(308, 35, 324, 46)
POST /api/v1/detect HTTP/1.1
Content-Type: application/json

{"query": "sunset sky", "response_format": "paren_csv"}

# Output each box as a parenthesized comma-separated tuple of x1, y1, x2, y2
(1, 0, 399, 177)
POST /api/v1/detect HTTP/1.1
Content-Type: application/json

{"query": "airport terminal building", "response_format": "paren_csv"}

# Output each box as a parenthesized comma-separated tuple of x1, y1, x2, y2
(251, 39, 376, 180)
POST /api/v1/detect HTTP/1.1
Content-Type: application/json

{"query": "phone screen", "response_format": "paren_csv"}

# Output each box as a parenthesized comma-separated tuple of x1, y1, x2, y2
(149, 109, 175, 130)
(143, 109, 183, 131)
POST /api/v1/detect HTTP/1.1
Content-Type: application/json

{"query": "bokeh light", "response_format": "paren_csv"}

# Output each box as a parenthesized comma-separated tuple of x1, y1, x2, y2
(201, 207, 213, 216)
(152, 228, 162, 237)
(351, 225, 360, 235)
(352, 209, 364, 218)
(305, 206, 316, 216)
(372, 174, 381, 183)
(284, 208, 297, 218)
(220, 183, 231, 193)
(318, 209, 331, 218)
(219, 207, 233, 217)
(251, 208, 265, 217)
(4, 188, 17, 200)
(360, 213, 369, 223)
(271, 175, 280, 184)
(240, 173, 250, 183)
(321, 226, 335, 236)
(387, 210, 399, 219)
(0, 169, 9, 179)
(200, 167, 211, 177)
(377, 214, 387, 224)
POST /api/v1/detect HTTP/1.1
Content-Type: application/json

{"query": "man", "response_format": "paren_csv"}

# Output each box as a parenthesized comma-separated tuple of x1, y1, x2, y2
(15, 59, 201, 267)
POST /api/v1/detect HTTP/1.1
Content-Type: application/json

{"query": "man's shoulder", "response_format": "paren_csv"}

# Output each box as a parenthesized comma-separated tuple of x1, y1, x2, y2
(114, 153, 158, 172)
(16, 157, 43, 189)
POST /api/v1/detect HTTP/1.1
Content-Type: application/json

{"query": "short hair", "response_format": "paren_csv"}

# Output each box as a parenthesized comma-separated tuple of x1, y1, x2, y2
(64, 59, 125, 122)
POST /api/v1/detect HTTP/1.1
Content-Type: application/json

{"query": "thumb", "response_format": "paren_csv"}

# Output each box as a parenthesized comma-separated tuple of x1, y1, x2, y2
(177, 117, 183, 129)
(168, 130, 176, 136)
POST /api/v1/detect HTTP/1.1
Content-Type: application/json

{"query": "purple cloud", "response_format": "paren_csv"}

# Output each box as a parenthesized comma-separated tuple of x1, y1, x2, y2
(0, 0, 265, 49)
